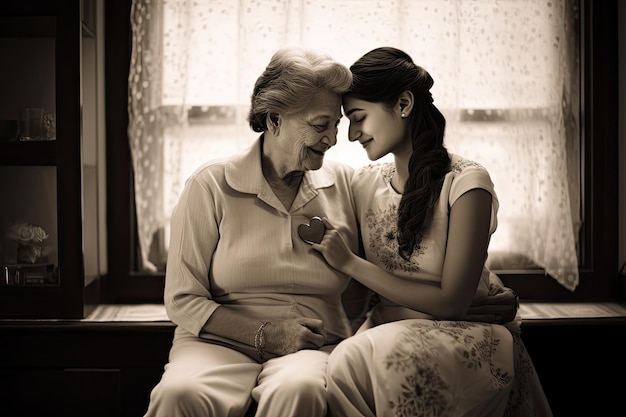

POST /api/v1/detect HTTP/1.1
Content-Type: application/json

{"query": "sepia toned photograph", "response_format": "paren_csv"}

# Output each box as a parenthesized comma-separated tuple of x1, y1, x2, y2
(0, 1, 624, 416)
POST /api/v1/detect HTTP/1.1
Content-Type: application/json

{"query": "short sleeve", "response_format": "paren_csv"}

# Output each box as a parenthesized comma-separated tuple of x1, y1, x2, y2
(449, 160, 499, 234)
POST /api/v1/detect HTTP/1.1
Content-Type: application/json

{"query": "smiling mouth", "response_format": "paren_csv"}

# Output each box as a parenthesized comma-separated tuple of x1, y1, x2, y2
(361, 139, 373, 148)
(308, 148, 325, 156)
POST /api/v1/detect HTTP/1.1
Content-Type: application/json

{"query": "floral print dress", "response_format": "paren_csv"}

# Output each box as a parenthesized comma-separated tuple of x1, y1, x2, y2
(327, 155, 552, 417)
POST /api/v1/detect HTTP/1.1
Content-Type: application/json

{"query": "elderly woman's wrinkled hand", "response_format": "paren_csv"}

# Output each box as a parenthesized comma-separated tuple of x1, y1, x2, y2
(263, 318, 327, 356)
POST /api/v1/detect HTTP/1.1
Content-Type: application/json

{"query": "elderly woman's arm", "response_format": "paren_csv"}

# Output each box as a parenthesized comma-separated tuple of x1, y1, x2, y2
(204, 308, 326, 359)
(165, 176, 327, 360)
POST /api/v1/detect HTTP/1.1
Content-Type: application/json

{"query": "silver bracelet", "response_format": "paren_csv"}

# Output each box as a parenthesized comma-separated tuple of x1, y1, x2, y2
(254, 321, 271, 361)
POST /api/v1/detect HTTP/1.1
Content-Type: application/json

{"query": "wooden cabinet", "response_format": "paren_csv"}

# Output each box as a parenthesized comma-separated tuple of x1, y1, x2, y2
(0, 320, 175, 417)
(1, 369, 122, 416)
(0, 0, 105, 318)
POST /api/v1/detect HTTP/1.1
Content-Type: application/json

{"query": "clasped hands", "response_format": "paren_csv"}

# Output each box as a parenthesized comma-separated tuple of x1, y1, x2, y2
(465, 283, 519, 324)
(260, 317, 327, 359)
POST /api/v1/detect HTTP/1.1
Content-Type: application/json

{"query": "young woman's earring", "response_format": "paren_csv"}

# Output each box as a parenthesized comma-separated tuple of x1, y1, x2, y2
(401, 113, 406, 117)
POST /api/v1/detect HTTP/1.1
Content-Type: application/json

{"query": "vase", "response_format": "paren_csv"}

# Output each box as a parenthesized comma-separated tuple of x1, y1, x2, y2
(17, 243, 45, 264)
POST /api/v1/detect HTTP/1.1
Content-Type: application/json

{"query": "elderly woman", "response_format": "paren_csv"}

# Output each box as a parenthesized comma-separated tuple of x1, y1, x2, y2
(143, 47, 364, 417)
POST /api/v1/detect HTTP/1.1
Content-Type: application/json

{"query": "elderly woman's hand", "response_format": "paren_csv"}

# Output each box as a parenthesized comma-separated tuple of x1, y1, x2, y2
(263, 317, 327, 356)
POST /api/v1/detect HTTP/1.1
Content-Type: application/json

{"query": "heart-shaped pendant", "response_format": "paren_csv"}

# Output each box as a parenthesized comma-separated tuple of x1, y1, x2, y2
(298, 216, 325, 245)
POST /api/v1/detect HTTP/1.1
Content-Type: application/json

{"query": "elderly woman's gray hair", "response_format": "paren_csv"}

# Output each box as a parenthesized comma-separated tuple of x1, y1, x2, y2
(248, 46, 353, 133)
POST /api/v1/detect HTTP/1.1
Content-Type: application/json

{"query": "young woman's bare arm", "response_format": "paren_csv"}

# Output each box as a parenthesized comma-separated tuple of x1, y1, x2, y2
(314, 188, 492, 319)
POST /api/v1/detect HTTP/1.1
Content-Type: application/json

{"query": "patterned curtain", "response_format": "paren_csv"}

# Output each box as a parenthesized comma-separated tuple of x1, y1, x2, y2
(129, 0, 580, 291)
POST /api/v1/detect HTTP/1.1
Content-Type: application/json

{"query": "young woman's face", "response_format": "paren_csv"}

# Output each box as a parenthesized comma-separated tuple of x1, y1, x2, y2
(342, 95, 408, 161)
(274, 90, 343, 173)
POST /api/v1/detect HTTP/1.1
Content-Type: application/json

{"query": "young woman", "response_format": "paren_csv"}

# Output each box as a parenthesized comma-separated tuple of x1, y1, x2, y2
(313, 47, 552, 417)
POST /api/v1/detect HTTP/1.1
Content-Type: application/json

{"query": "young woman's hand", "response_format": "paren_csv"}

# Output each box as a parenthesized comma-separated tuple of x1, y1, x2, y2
(311, 217, 356, 273)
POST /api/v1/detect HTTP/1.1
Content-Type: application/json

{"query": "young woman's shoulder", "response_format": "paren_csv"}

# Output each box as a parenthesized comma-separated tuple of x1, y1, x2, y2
(449, 153, 488, 175)
(448, 153, 494, 185)
(447, 153, 497, 202)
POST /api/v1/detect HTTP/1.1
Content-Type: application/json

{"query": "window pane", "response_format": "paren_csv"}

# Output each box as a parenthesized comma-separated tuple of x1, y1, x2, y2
(131, 0, 580, 290)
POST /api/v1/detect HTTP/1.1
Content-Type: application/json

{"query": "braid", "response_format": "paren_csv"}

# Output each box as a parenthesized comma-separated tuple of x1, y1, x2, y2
(397, 118, 449, 260)
(348, 47, 450, 260)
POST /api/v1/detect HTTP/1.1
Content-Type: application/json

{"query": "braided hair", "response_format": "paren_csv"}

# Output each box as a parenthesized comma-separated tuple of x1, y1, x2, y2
(347, 47, 450, 260)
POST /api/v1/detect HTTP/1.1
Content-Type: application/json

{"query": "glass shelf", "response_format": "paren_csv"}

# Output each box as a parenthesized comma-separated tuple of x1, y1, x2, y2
(1, 263, 57, 286)
(0, 0, 103, 319)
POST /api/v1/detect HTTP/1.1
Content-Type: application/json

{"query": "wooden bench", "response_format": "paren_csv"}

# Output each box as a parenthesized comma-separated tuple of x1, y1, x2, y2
(0, 302, 624, 416)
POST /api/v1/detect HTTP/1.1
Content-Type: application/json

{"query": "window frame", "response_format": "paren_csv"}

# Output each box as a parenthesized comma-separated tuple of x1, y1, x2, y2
(103, 0, 621, 304)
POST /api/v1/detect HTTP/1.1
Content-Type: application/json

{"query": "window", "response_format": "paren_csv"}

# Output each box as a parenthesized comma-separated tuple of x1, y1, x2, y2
(104, 0, 620, 303)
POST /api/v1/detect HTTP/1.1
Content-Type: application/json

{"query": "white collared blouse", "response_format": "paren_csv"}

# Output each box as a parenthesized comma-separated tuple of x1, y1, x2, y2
(164, 137, 359, 348)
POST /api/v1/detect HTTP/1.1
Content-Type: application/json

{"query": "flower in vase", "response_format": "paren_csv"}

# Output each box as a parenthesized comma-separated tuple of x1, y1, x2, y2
(7, 222, 50, 264)
(7, 222, 49, 246)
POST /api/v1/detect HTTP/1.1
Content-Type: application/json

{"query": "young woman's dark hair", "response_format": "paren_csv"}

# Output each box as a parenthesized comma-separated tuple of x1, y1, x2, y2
(347, 47, 450, 260)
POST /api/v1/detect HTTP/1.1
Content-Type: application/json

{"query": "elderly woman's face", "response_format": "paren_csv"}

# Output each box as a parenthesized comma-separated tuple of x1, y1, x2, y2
(274, 90, 343, 173)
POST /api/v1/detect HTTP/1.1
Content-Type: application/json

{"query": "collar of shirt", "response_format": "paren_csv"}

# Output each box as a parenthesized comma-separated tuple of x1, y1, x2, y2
(224, 135, 337, 197)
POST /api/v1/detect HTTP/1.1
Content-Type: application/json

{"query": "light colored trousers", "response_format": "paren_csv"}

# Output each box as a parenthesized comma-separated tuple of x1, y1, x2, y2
(144, 337, 333, 417)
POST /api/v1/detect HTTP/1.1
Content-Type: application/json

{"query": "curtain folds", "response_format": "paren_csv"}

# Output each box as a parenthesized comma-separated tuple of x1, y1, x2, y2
(128, 0, 580, 290)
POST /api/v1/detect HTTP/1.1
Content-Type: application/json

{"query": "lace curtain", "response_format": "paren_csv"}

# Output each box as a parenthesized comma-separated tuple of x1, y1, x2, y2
(128, 0, 580, 291)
